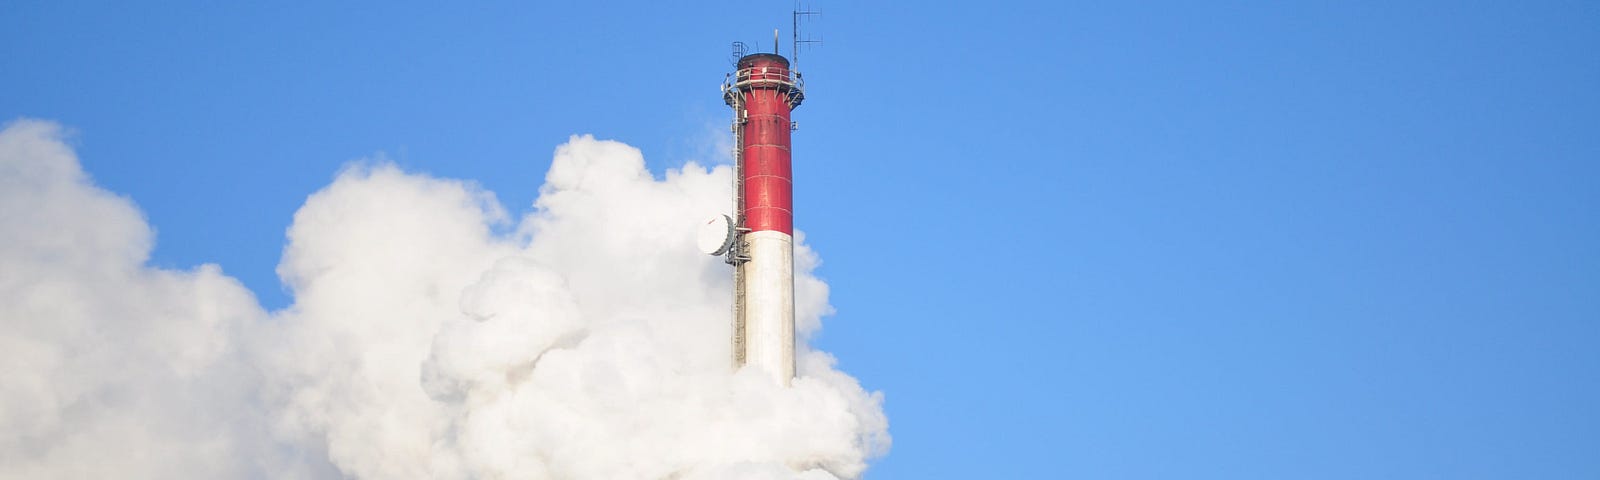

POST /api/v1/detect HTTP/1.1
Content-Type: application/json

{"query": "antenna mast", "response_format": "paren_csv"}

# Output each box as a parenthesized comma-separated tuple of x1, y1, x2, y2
(792, 5, 822, 68)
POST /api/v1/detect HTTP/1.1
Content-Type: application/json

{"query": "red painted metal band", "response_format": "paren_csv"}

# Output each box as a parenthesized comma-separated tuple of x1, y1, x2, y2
(739, 57, 795, 235)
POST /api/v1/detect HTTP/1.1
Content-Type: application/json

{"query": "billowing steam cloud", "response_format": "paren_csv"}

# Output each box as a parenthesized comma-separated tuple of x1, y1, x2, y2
(0, 119, 889, 479)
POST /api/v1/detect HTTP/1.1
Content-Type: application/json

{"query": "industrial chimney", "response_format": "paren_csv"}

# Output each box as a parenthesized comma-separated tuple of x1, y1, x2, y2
(699, 48, 805, 386)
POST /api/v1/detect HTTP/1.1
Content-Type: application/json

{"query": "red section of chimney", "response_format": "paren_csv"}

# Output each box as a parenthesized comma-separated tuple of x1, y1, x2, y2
(736, 54, 795, 235)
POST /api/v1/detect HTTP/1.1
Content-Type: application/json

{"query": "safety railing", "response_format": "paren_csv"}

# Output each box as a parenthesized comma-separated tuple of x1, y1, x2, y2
(722, 66, 805, 109)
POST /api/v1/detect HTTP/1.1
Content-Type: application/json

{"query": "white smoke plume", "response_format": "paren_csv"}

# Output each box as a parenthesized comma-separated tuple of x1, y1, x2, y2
(0, 119, 889, 479)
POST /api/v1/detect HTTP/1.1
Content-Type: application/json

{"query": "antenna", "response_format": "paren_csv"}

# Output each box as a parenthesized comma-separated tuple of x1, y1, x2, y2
(792, 4, 822, 68)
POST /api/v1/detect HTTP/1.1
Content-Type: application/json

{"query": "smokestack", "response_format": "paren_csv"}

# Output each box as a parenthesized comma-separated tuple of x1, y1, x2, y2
(708, 52, 805, 386)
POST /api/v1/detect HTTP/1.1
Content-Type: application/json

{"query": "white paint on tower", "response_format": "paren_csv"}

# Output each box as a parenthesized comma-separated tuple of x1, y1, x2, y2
(741, 230, 797, 384)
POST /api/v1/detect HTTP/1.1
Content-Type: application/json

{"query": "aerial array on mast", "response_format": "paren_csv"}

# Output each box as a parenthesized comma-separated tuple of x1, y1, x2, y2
(791, 5, 821, 68)
(726, 4, 821, 67)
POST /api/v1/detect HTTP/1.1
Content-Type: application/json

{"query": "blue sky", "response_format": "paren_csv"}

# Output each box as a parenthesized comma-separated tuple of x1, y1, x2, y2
(4, 1, 1597, 478)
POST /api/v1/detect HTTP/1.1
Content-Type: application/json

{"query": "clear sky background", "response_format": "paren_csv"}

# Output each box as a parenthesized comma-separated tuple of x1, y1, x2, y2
(4, 1, 1597, 478)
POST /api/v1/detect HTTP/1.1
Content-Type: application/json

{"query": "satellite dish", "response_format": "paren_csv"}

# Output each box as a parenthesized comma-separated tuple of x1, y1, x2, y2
(697, 215, 736, 256)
